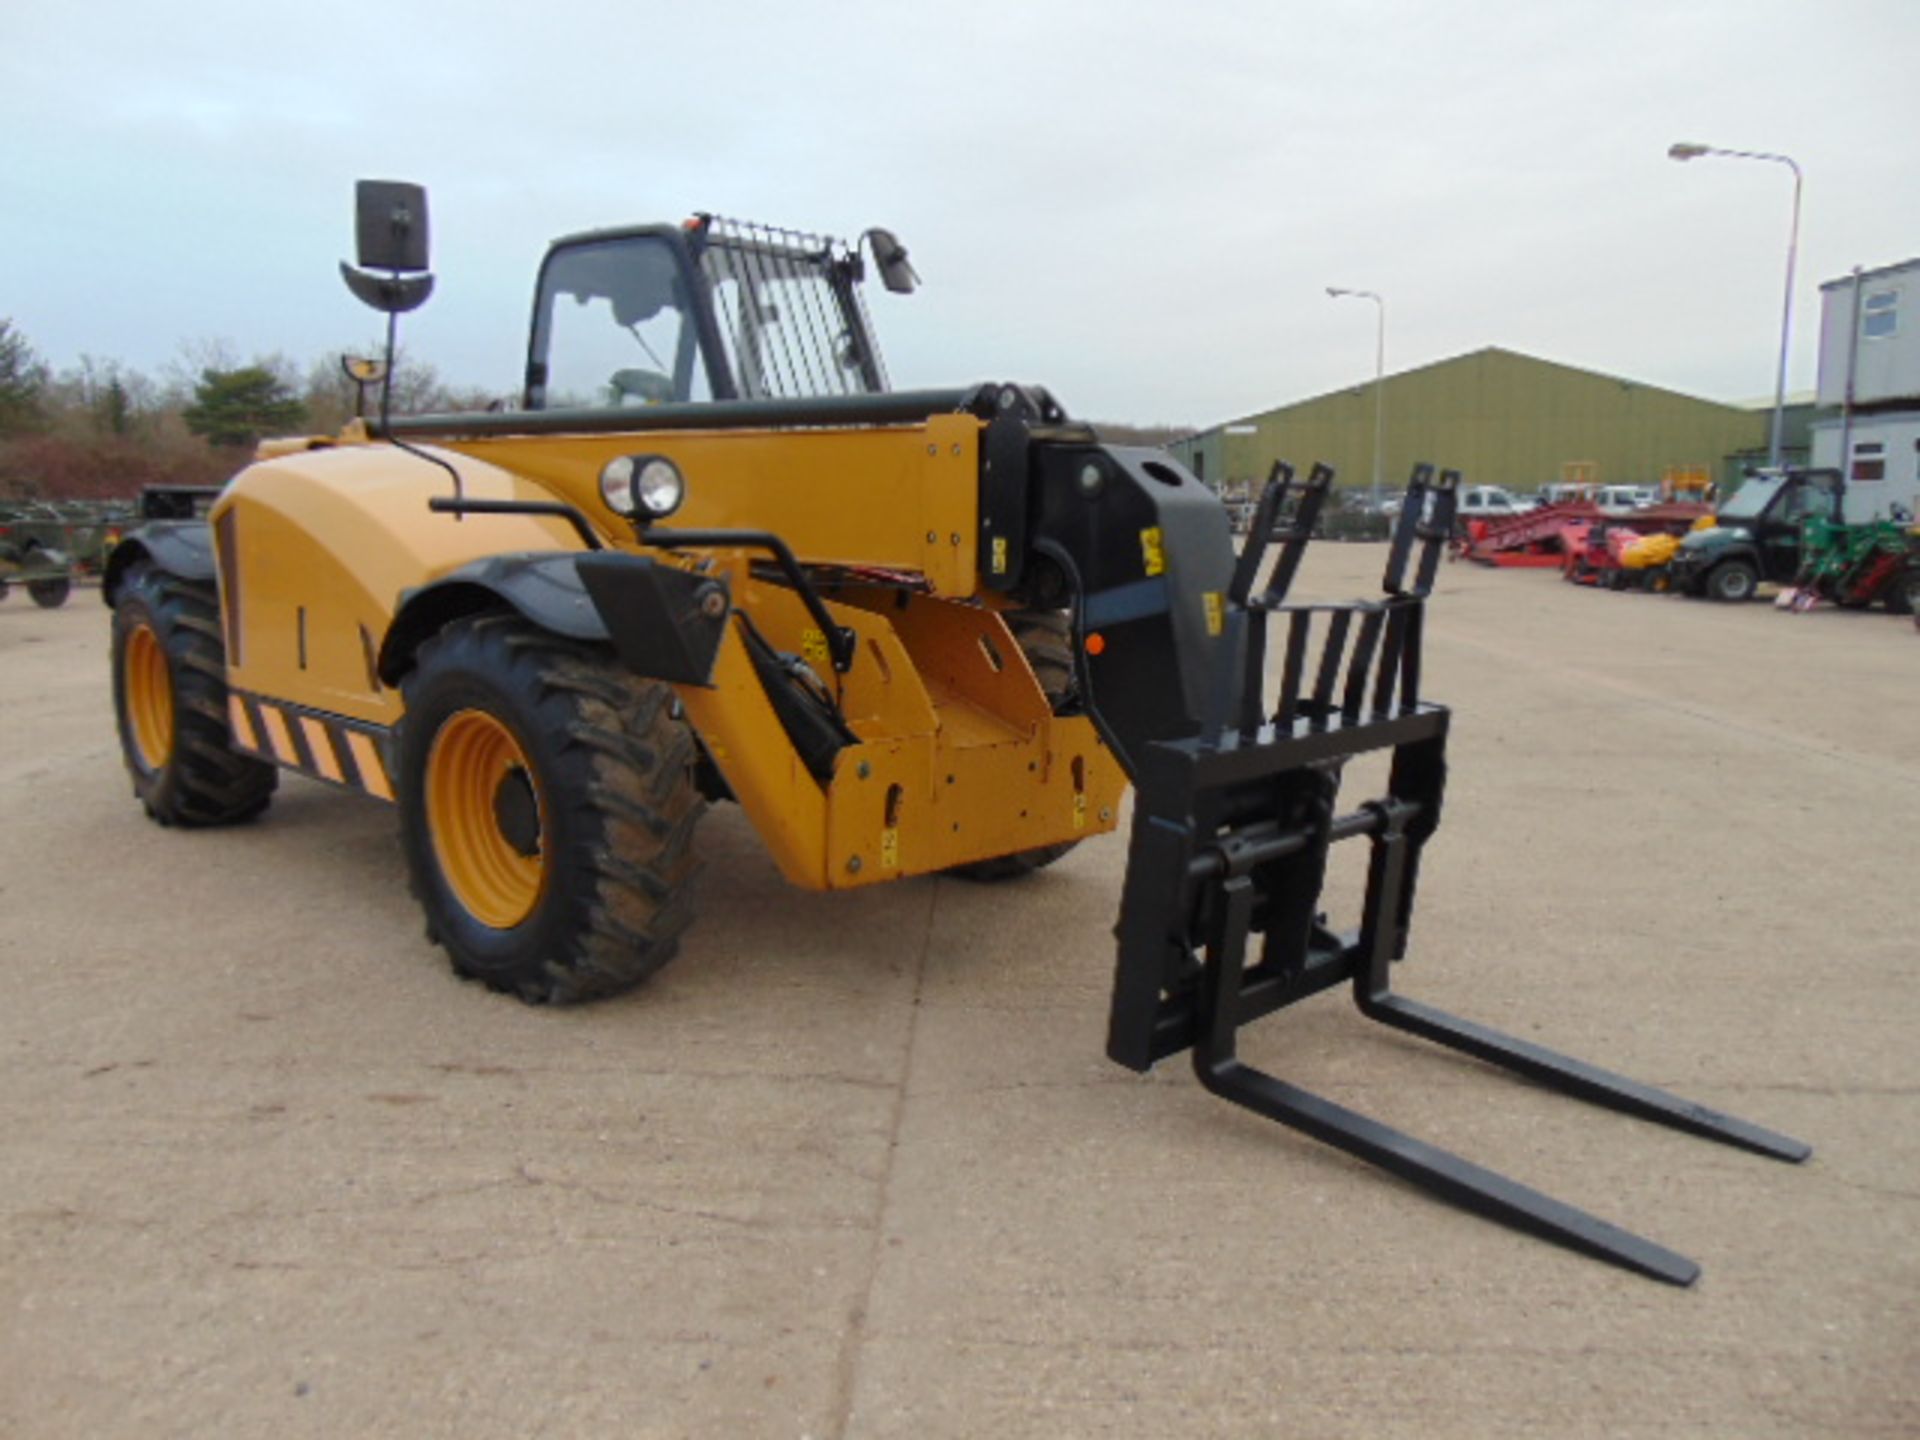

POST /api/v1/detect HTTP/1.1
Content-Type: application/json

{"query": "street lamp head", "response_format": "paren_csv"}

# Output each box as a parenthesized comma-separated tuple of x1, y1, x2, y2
(1326, 286, 1349, 298)
(1665, 139, 1802, 471)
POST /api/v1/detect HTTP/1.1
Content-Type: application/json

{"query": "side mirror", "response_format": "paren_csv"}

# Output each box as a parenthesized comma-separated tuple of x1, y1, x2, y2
(341, 179, 435, 314)
(864, 228, 919, 295)
(355, 180, 430, 271)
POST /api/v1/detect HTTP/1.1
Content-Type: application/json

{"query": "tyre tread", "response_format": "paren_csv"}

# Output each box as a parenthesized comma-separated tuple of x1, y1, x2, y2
(112, 563, 276, 827)
(402, 615, 703, 1004)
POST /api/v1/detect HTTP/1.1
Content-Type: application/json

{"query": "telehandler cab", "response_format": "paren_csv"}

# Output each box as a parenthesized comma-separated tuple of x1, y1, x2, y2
(105, 181, 1806, 1283)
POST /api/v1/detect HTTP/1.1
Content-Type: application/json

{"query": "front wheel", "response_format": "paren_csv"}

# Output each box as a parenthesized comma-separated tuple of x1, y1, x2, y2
(1706, 559, 1759, 603)
(398, 614, 705, 1003)
(29, 576, 71, 608)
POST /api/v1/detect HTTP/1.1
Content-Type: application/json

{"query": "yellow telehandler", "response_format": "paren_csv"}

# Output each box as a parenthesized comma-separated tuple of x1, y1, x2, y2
(104, 182, 1806, 1283)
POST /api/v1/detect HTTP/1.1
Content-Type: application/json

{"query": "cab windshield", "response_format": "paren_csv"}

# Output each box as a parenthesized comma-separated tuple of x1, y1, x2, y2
(525, 220, 890, 409)
(529, 235, 711, 409)
(1717, 474, 1786, 522)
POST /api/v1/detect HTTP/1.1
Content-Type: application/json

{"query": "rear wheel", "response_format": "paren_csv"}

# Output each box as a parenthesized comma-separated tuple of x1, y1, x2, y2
(398, 613, 704, 1003)
(1887, 569, 1920, 616)
(946, 609, 1080, 883)
(1705, 559, 1758, 603)
(29, 576, 71, 608)
(111, 562, 277, 825)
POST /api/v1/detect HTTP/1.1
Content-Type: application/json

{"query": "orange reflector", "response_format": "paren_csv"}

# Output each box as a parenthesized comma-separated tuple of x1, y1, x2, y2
(1085, 632, 1107, 656)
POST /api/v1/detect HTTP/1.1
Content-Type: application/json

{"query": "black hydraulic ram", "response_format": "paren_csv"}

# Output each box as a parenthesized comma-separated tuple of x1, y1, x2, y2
(1019, 443, 1809, 1285)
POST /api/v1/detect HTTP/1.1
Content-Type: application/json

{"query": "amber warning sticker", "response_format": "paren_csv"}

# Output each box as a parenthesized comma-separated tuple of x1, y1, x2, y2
(1204, 591, 1225, 636)
(881, 827, 900, 870)
(991, 536, 1008, 575)
(1139, 527, 1166, 577)
(801, 628, 830, 667)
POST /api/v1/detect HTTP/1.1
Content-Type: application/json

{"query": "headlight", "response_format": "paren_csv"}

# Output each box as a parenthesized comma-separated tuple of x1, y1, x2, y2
(599, 456, 637, 515)
(599, 454, 685, 520)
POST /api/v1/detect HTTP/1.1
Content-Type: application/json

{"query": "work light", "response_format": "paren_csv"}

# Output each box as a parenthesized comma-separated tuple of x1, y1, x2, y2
(600, 455, 686, 520)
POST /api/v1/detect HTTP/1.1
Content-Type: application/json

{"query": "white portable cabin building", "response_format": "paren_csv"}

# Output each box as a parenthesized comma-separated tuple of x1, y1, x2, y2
(1812, 258, 1920, 522)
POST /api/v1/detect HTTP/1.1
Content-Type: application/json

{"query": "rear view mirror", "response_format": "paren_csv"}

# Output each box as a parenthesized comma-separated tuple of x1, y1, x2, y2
(342, 179, 434, 315)
(355, 180, 430, 272)
(865, 228, 919, 294)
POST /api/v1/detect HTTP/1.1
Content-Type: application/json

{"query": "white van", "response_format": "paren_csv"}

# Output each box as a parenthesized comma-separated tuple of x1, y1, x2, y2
(1454, 485, 1535, 521)
(1595, 485, 1657, 514)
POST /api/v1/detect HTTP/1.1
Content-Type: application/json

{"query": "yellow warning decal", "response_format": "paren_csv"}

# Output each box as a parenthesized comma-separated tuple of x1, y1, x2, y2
(1203, 591, 1225, 637)
(1073, 793, 1088, 831)
(230, 691, 395, 802)
(991, 536, 1008, 575)
(345, 730, 393, 801)
(880, 827, 901, 870)
(800, 628, 830, 668)
(1140, 527, 1166, 577)
(228, 694, 259, 751)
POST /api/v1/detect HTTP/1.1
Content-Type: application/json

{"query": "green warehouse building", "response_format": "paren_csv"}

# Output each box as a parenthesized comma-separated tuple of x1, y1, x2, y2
(1169, 348, 1782, 500)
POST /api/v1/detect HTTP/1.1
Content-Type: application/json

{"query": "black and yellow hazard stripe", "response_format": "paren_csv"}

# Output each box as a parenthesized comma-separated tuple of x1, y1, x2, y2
(227, 692, 396, 802)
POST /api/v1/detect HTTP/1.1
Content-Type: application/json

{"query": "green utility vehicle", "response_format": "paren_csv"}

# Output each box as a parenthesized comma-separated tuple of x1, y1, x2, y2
(1669, 468, 1843, 602)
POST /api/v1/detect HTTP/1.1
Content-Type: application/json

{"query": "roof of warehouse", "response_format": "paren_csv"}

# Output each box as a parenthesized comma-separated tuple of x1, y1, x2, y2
(1194, 346, 1755, 437)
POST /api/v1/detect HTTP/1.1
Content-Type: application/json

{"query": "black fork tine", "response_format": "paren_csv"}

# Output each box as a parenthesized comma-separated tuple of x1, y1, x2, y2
(1275, 609, 1312, 727)
(1382, 463, 1436, 595)
(1412, 469, 1461, 595)
(1261, 463, 1335, 606)
(1341, 606, 1387, 722)
(1309, 609, 1352, 723)
(1229, 461, 1295, 608)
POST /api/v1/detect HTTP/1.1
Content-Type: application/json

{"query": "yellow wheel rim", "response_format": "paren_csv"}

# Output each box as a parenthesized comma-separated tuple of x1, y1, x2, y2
(123, 623, 174, 772)
(425, 709, 547, 929)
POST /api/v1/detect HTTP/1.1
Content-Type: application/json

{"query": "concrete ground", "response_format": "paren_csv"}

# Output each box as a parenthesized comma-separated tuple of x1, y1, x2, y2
(1, 551, 1914, 1439)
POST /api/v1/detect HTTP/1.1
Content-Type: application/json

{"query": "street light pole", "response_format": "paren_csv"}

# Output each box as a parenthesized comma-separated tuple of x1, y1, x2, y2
(1668, 142, 1803, 471)
(1327, 287, 1386, 509)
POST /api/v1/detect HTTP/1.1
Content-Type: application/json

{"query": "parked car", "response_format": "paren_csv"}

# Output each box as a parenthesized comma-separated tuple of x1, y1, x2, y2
(1595, 485, 1657, 514)
(1455, 485, 1536, 522)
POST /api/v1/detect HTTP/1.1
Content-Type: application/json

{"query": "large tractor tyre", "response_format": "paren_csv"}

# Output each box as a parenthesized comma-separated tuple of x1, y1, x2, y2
(29, 576, 72, 609)
(946, 608, 1081, 883)
(1705, 559, 1759, 603)
(111, 562, 278, 826)
(397, 613, 704, 1004)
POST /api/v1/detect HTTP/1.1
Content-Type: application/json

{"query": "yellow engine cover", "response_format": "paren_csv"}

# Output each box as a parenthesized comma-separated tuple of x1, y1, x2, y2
(214, 418, 1126, 891)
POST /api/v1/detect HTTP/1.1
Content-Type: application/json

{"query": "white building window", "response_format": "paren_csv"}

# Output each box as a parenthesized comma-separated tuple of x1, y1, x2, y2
(1862, 290, 1898, 339)
(1850, 441, 1885, 482)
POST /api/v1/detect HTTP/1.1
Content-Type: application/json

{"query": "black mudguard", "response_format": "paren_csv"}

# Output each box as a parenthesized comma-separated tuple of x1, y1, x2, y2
(102, 522, 218, 606)
(380, 551, 730, 688)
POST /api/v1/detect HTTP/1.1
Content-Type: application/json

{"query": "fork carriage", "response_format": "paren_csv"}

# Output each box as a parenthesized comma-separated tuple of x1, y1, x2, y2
(1105, 462, 1809, 1286)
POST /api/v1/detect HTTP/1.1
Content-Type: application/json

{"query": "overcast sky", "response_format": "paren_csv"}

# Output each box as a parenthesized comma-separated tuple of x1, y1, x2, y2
(4, 0, 1917, 427)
